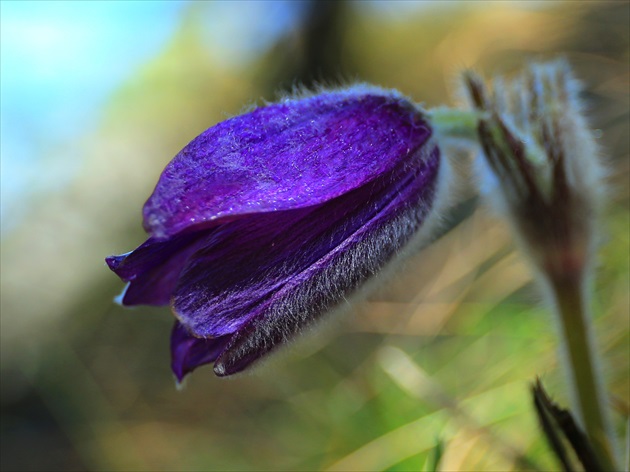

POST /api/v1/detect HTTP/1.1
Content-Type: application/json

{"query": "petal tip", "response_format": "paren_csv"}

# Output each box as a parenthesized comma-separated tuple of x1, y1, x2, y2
(173, 373, 188, 389)
(105, 253, 129, 272)
(213, 362, 227, 377)
(213, 350, 250, 377)
(113, 283, 130, 306)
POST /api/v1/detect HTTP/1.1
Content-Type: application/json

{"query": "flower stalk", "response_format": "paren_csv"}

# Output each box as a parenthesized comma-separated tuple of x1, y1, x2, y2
(547, 269, 616, 471)
(429, 106, 484, 142)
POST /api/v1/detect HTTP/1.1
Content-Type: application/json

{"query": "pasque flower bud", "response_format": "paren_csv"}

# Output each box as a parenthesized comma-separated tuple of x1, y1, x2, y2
(106, 85, 450, 381)
(462, 60, 605, 281)
(463, 61, 617, 469)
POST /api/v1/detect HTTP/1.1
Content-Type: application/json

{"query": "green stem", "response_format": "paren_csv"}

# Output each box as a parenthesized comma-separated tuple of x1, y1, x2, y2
(427, 107, 482, 141)
(548, 272, 617, 470)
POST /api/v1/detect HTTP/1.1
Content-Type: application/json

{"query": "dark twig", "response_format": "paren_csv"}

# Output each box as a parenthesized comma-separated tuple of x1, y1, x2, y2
(532, 379, 577, 471)
(532, 378, 604, 472)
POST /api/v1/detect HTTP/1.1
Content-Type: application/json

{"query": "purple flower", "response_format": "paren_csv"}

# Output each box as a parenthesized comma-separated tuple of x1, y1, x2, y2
(106, 85, 444, 381)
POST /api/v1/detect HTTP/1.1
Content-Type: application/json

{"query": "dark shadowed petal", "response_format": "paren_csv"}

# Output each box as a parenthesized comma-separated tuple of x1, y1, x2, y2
(142, 86, 431, 239)
(170, 321, 231, 382)
(213, 149, 440, 376)
(171, 206, 317, 336)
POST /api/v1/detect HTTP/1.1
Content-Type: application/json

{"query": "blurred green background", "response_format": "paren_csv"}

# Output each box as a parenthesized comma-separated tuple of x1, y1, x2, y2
(1, 1, 628, 470)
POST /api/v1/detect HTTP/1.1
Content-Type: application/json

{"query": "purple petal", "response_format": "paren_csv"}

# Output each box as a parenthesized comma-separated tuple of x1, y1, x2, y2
(170, 321, 231, 382)
(214, 149, 440, 376)
(142, 86, 431, 239)
(106, 232, 208, 306)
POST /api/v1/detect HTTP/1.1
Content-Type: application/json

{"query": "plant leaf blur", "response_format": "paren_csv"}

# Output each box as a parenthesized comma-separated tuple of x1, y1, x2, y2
(1, 1, 628, 470)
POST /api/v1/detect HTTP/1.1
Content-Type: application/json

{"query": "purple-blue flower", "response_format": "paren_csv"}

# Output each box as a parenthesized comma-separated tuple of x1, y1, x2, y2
(106, 85, 443, 381)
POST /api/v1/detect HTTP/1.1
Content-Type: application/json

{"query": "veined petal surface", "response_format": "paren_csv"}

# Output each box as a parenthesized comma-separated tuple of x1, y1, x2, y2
(142, 86, 430, 239)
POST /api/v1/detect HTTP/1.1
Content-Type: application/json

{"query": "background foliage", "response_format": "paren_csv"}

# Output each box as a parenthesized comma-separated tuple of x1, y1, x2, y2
(1, 1, 628, 470)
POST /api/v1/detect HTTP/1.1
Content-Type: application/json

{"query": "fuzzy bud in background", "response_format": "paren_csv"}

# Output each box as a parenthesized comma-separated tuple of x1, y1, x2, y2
(463, 60, 605, 282)
(462, 61, 618, 469)
(106, 85, 450, 381)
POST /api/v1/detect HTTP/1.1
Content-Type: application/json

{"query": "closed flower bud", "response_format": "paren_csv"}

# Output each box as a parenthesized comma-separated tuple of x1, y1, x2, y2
(463, 61, 618, 469)
(462, 60, 605, 280)
(106, 85, 449, 381)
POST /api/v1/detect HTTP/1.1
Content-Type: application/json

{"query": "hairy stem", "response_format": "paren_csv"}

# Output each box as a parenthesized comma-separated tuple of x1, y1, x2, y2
(428, 107, 482, 141)
(548, 271, 617, 470)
